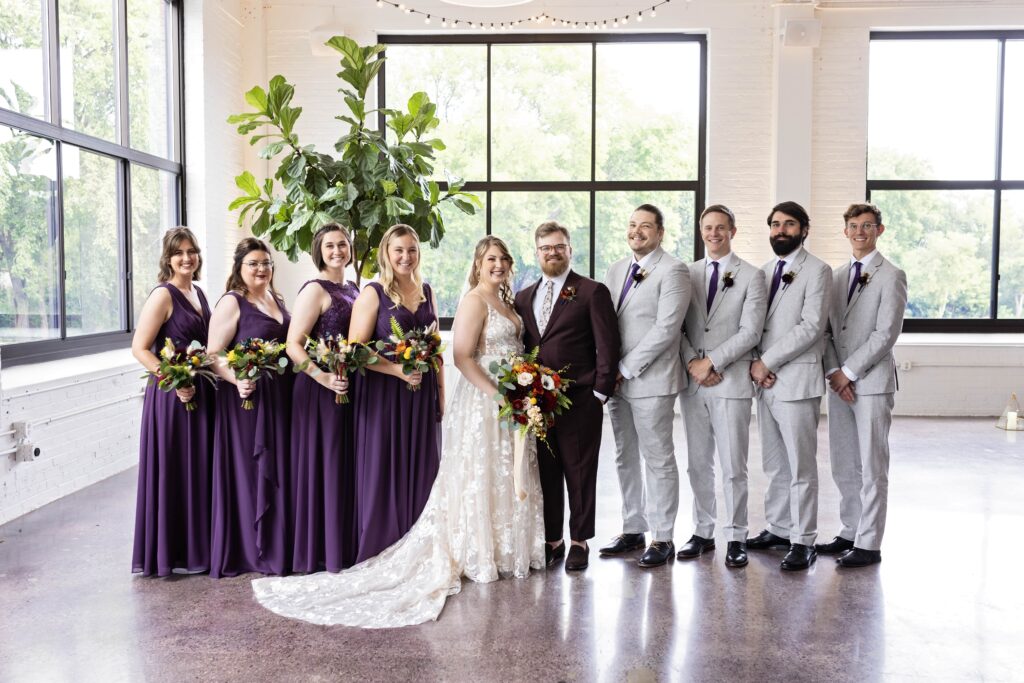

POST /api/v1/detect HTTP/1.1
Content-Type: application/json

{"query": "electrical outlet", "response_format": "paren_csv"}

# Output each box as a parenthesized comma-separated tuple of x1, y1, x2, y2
(899, 361, 913, 371)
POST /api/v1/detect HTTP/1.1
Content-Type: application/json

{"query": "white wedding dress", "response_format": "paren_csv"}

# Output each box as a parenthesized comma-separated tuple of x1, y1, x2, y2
(252, 304, 546, 628)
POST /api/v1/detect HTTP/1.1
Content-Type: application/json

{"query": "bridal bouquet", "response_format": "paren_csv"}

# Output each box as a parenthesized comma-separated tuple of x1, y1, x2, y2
(375, 317, 445, 391)
(490, 347, 573, 447)
(146, 338, 217, 412)
(221, 337, 288, 409)
(296, 335, 377, 405)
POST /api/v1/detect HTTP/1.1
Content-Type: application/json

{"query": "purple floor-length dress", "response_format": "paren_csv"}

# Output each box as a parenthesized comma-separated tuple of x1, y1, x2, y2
(211, 291, 293, 577)
(353, 282, 442, 563)
(291, 279, 360, 573)
(132, 284, 213, 577)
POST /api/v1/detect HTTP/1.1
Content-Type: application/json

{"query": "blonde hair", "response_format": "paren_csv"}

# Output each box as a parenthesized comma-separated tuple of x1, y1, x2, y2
(377, 224, 425, 309)
(467, 236, 515, 306)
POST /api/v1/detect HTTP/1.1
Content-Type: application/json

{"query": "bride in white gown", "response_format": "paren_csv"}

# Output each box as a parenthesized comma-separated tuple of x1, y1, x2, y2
(252, 236, 546, 627)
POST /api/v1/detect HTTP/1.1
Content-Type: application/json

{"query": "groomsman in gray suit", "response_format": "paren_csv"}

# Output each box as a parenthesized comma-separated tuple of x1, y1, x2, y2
(600, 204, 691, 568)
(748, 201, 832, 571)
(817, 203, 907, 568)
(678, 205, 767, 568)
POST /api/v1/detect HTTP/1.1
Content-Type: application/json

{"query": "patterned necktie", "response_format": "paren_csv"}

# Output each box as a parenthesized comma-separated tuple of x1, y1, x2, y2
(768, 259, 786, 307)
(618, 262, 640, 309)
(538, 280, 554, 335)
(706, 261, 719, 313)
(848, 261, 863, 304)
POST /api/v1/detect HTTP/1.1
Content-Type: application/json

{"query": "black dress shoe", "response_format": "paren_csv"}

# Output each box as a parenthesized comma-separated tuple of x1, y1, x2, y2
(599, 533, 646, 556)
(676, 535, 716, 559)
(638, 541, 675, 568)
(746, 530, 791, 550)
(565, 543, 589, 571)
(837, 547, 881, 568)
(780, 543, 816, 571)
(814, 536, 855, 555)
(545, 542, 565, 567)
(725, 541, 748, 568)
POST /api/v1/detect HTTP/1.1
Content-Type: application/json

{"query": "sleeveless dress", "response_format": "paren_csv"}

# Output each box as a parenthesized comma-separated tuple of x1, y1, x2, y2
(210, 292, 293, 577)
(132, 283, 213, 576)
(291, 279, 360, 573)
(251, 302, 546, 628)
(351, 281, 442, 564)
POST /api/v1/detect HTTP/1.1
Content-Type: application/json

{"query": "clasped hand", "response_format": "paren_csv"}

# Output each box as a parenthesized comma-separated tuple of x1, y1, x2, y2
(749, 359, 776, 389)
(827, 370, 856, 403)
(688, 358, 723, 387)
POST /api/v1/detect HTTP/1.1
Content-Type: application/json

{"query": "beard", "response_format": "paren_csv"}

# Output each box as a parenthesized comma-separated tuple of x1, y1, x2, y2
(540, 256, 569, 278)
(770, 232, 804, 256)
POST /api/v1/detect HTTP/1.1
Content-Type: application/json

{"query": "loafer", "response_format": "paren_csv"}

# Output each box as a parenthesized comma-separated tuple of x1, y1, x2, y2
(545, 542, 565, 568)
(565, 542, 589, 571)
(814, 536, 855, 555)
(676, 535, 716, 559)
(837, 547, 881, 568)
(780, 543, 816, 571)
(725, 541, 748, 568)
(746, 529, 791, 550)
(599, 533, 646, 556)
(638, 541, 675, 568)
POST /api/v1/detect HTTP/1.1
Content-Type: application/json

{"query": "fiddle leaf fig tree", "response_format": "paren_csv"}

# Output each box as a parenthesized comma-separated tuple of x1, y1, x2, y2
(227, 36, 480, 281)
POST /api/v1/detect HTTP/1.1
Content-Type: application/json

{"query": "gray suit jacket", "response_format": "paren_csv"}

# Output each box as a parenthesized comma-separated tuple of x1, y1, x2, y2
(680, 255, 767, 399)
(824, 253, 907, 395)
(758, 248, 832, 401)
(603, 247, 691, 399)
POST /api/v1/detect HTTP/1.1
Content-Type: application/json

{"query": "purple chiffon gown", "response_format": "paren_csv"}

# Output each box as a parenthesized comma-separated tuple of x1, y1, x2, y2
(132, 283, 213, 576)
(353, 282, 442, 563)
(291, 279, 360, 573)
(210, 291, 293, 577)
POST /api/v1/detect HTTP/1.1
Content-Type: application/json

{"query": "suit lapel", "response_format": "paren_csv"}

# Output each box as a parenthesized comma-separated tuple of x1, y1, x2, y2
(541, 270, 577, 339)
(767, 250, 806, 319)
(619, 249, 664, 314)
(706, 258, 737, 324)
(844, 257, 884, 321)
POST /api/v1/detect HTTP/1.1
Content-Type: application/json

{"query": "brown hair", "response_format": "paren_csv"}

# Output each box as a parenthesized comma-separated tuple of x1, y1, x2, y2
(377, 224, 425, 309)
(311, 223, 353, 272)
(634, 204, 665, 230)
(157, 226, 203, 283)
(467, 236, 515, 306)
(224, 237, 283, 302)
(534, 220, 571, 244)
(843, 203, 882, 225)
(700, 204, 736, 229)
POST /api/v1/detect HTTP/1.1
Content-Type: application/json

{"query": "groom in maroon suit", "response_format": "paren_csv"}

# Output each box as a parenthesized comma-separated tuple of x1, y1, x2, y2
(515, 221, 620, 571)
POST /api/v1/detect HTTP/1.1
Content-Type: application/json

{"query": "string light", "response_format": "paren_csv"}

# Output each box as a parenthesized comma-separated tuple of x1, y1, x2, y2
(366, 0, 672, 30)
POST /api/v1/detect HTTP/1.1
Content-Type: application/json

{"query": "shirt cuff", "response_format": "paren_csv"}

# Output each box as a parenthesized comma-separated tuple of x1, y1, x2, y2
(705, 355, 719, 372)
(618, 362, 633, 380)
(841, 365, 858, 382)
(826, 367, 840, 377)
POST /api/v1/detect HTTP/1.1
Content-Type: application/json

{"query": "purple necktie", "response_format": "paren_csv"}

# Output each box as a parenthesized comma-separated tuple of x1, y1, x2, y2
(706, 261, 719, 312)
(618, 262, 640, 308)
(848, 261, 863, 304)
(768, 259, 786, 307)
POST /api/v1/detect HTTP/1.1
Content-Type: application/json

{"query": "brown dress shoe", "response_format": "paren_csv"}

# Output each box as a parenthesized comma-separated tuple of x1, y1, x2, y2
(565, 543, 589, 571)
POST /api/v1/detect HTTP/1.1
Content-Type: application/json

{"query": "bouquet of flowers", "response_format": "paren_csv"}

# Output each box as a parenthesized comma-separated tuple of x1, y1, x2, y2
(296, 335, 377, 404)
(146, 338, 217, 412)
(490, 347, 573, 447)
(221, 337, 288, 409)
(375, 317, 445, 392)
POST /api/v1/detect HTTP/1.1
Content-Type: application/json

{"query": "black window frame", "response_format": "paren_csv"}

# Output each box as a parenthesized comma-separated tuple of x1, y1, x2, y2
(0, 0, 185, 366)
(869, 30, 1024, 333)
(378, 32, 708, 328)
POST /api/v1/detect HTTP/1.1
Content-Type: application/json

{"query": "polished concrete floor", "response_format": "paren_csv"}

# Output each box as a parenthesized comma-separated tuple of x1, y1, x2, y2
(1, 416, 1022, 682)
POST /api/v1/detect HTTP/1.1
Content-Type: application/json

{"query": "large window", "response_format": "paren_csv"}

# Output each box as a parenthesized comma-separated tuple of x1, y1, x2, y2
(0, 0, 182, 364)
(868, 33, 1024, 330)
(381, 34, 706, 319)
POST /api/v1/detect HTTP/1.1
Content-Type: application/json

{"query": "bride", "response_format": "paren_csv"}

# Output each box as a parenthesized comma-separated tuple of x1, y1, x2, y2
(252, 236, 546, 627)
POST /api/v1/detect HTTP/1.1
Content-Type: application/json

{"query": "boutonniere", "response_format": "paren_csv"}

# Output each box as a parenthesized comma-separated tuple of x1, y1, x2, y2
(721, 271, 735, 291)
(857, 272, 870, 291)
(560, 286, 577, 302)
(781, 270, 797, 288)
(632, 268, 648, 287)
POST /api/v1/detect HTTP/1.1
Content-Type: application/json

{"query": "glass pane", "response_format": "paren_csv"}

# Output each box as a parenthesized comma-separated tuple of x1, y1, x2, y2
(872, 190, 993, 319)
(127, 0, 171, 158)
(130, 164, 176, 325)
(492, 45, 591, 182)
(63, 146, 121, 335)
(594, 192, 695, 280)
(60, 0, 117, 141)
(0, 0, 48, 120)
(419, 197, 487, 319)
(384, 44, 486, 182)
(491, 191, 590, 288)
(998, 191, 1024, 319)
(595, 43, 700, 181)
(1002, 41, 1024, 180)
(0, 126, 59, 343)
(868, 40, 998, 180)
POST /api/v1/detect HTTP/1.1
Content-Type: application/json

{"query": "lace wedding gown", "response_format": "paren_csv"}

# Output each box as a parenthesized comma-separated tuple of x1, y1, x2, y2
(252, 304, 546, 627)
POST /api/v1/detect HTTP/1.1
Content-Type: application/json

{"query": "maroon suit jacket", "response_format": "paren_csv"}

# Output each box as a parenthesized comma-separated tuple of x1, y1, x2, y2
(515, 270, 620, 397)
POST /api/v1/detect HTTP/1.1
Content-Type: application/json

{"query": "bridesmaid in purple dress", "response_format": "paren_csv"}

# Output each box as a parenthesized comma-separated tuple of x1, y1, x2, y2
(349, 224, 444, 563)
(131, 227, 213, 576)
(287, 224, 360, 572)
(208, 238, 293, 577)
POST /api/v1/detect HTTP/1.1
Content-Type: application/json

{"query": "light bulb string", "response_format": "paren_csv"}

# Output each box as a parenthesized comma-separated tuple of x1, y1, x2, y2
(372, 0, 675, 30)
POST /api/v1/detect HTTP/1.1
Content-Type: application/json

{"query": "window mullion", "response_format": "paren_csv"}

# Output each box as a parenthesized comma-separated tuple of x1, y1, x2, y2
(991, 38, 1007, 318)
(45, 0, 61, 126)
(589, 42, 596, 279)
(122, 161, 133, 331)
(55, 141, 67, 340)
(115, 0, 129, 147)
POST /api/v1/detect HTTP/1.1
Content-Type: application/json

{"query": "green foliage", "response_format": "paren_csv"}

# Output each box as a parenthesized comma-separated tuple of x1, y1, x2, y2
(227, 37, 480, 281)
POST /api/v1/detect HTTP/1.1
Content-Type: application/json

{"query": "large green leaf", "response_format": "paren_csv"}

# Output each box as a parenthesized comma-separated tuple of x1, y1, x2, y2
(235, 171, 260, 198)
(243, 85, 268, 112)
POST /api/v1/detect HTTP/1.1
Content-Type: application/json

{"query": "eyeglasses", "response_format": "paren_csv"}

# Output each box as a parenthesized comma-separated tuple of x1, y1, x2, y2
(243, 260, 274, 270)
(846, 222, 878, 232)
(537, 244, 569, 254)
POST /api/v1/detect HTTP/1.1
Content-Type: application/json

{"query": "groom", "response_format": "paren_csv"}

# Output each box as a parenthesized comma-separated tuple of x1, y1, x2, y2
(515, 221, 620, 571)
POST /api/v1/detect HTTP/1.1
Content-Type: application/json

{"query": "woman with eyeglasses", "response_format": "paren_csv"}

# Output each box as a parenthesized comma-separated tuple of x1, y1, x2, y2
(207, 237, 293, 577)
(130, 226, 214, 577)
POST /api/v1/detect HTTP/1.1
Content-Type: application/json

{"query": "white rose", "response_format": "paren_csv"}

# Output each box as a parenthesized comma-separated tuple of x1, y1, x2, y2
(517, 372, 534, 386)
(541, 375, 555, 390)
